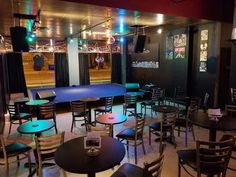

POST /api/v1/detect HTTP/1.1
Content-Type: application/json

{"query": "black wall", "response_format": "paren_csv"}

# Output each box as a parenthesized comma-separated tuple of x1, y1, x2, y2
(127, 27, 189, 97)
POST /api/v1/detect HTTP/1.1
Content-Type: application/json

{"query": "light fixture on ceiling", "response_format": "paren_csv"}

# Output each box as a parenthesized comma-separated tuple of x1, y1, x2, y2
(157, 28, 163, 34)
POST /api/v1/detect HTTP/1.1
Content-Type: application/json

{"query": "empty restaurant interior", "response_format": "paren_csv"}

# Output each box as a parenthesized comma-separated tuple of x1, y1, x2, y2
(1, 0, 236, 177)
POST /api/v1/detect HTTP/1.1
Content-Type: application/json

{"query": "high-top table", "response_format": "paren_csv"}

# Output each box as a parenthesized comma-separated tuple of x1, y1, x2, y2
(190, 111, 236, 141)
(96, 113, 127, 137)
(55, 137, 125, 177)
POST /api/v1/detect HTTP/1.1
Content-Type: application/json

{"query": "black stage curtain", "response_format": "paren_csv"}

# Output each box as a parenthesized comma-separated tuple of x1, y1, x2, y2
(79, 53, 90, 85)
(55, 53, 69, 87)
(6, 52, 27, 95)
(0, 54, 9, 119)
(111, 53, 122, 84)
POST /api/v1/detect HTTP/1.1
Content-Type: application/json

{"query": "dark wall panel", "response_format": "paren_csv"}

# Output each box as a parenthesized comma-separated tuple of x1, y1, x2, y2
(127, 28, 188, 97)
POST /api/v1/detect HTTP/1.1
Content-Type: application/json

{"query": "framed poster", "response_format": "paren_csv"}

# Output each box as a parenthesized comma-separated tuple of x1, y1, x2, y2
(174, 47, 185, 59)
(174, 34, 187, 47)
(166, 36, 174, 59)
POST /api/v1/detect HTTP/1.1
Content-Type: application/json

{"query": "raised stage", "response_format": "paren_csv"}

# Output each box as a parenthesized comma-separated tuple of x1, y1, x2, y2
(29, 83, 126, 103)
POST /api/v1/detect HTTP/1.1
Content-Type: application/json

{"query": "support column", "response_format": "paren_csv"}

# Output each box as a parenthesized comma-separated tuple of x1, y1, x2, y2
(67, 38, 79, 86)
(121, 40, 127, 84)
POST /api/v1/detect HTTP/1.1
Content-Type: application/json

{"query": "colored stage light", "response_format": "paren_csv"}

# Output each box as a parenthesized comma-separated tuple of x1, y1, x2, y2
(26, 32, 36, 43)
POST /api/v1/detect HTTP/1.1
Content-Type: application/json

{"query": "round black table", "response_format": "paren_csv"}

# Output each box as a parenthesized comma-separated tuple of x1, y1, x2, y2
(55, 137, 125, 177)
(152, 105, 179, 114)
(96, 113, 127, 137)
(190, 111, 236, 141)
(17, 120, 55, 136)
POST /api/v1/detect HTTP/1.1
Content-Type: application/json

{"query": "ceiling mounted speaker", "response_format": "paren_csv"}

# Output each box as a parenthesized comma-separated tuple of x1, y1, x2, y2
(10, 27, 29, 52)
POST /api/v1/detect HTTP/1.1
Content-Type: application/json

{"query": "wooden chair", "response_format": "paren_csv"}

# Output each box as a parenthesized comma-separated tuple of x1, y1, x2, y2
(177, 135, 235, 177)
(38, 103, 58, 133)
(70, 101, 88, 132)
(141, 88, 165, 117)
(149, 111, 177, 148)
(35, 132, 65, 177)
(0, 121, 32, 177)
(7, 104, 32, 135)
(116, 114, 146, 164)
(86, 124, 112, 137)
(94, 96, 113, 118)
(111, 143, 166, 177)
(225, 104, 236, 117)
(123, 94, 138, 115)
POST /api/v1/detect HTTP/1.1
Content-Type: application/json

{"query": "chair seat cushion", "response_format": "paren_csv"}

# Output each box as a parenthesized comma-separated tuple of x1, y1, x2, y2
(0, 142, 31, 158)
(116, 128, 135, 139)
(111, 163, 144, 177)
(177, 149, 197, 169)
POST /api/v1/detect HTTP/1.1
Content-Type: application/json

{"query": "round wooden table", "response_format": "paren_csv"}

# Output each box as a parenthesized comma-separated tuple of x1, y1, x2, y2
(17, 120, 55, 136)
(190, 111, 236, 141)
(80, 97, 100, 124)
(55, 137, 125, 177)
(152, 105, 179, 114)
(96, 113, 127, 137)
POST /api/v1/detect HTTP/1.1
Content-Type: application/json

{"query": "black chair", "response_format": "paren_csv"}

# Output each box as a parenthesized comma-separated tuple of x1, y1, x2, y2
(38, 103, 58, 133)
(94, 96, 114, 118)
(116, 114, 146, 164)
(225, 104, 236, 117)
(149, 111, 177, 148)
(7, 104, 32, 135)
(110, 143, 166, 177)
(173, 86, 187, 107)
(221, 134, 236, 172)
(175, 99, 200, 147)
(70, 101, 89, 132)
(140, 88, 165, 117)
(123, 94, 138, 115)
(36, 90, 56, 102)
(177, 135, 235, 177)
(0, 121, 32, 177)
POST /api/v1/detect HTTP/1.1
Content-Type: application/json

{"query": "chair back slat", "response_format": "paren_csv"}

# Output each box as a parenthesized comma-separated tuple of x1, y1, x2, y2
(143, 143, 165, 177)
(230, 88, 236, 104)
(105, 97, 114, 111)
(36, 132, 65, 162)
(7, 104, 16, 116)
(152, 88, 165, 102)
(125, 95, 138, 105)
(135, 116, 145, 140)
(71, 101, 86, 114)
(196, 137, 235, 176)
(39, 103, 56, 117)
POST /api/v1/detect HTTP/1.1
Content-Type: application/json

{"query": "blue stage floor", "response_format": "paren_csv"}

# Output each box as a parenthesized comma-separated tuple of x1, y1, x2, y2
(29, 83, 126, 103)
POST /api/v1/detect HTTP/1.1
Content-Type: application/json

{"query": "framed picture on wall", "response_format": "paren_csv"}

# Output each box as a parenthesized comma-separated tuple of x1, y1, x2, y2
(199, 61, 207, 72)
(166, 36, 174, 60)
(174, 47, 185, 59)
(174, 34, 187, 47)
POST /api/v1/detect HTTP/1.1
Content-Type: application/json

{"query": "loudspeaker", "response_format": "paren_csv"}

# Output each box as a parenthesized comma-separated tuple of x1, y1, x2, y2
(133, 35, 146, 53)
(35, 90, 56, 102)
(10, 26, 29, 52)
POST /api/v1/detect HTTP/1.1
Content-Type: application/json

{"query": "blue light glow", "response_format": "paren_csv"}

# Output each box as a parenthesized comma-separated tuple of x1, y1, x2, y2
(120, 37, 124, 43)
